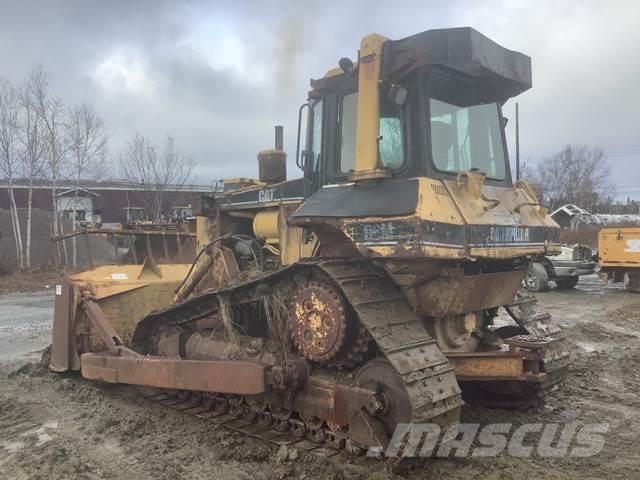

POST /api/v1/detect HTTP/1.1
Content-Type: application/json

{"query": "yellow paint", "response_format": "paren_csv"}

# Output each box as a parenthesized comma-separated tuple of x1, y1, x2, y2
(599, 227, 640, 267)
(70, 263, 191, 347)
(278, 206, 318, 265)
(415, 178, 466, 225)
(353, 33, 388, 177)
(340, 175, 562, 260)
(196, 216, 212, 251)
(253, 209, 280, 244)
(323, 66, 347, 78)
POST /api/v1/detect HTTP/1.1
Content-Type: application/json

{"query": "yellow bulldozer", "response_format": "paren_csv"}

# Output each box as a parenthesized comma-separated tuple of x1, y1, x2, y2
(50, 27, 568, 454)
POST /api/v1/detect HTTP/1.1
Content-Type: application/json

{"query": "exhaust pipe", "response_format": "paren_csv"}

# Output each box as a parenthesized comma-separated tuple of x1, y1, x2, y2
(275, 125, 284, 151)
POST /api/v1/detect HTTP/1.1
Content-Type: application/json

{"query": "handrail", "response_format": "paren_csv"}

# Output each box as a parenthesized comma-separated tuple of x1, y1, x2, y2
(295, 102, 310, 170)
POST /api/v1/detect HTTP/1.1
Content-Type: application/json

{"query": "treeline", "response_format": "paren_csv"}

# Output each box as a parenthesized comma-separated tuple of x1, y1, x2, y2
(521, 144, 614, 213)
(0, 67, 194, 271)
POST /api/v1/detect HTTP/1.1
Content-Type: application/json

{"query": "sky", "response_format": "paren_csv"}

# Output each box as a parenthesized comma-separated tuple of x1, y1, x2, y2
(0, 0, 639, 196)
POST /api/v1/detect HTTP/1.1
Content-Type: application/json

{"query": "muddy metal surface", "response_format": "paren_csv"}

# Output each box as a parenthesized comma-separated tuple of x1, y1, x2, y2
(1, 276, 640, 479)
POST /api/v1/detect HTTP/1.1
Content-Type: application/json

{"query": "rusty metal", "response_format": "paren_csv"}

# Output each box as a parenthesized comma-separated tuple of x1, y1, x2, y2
(50, 274, 80, 372)
(129, 233, 138, 263)
(81, 299, 125, 354)
(52, 227, 197, 271)
(404, 268, 525, 317)
(257, 150, 287, 185)
(145, 232, 152, 259)
(258, 126, 287, 184)
(173, 247, 215, 303)
(504, 290, 570, 381)
(504, 334, 552, 349)
(162, 231, 170, 260)
(52, 228, 197, 241)
(176, 232, 184, 258)
(446, 350, 545, 382)
(84, 232, 94, 269)
(432, 312, 479, 352)
(111, 231, 118, 261)
(81, 353, 271, 395)
(139, 381, 385, 457)
(289, 280, 350, 362)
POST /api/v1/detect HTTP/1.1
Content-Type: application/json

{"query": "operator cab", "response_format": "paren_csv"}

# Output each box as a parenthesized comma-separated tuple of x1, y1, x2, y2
(299, 27, 530, 196)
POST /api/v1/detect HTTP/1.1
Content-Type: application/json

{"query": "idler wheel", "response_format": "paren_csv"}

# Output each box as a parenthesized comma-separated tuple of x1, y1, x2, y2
(433, 312, 480, 352)
(356, 359, 412, 437)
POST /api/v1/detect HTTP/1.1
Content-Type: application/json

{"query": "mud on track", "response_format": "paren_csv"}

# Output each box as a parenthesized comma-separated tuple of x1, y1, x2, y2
(1, 276, 639, 479)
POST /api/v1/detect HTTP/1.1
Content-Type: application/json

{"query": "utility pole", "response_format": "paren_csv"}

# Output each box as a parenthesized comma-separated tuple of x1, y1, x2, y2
(515, 102, 520, 181)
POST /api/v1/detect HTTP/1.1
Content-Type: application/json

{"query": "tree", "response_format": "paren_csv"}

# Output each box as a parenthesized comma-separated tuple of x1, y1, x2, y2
(19, 69, 49, 269)
(523, 145, 613, 212)
(30, 67, 71, 241)
(119, 134, 194, 222)
(0, 78, 24, 269)
(66, 103, 108, 266)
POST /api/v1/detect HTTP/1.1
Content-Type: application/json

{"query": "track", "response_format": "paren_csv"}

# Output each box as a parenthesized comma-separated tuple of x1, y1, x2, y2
(317, 260, 463, 426)
(504, 290, 571, 386)
(140, 389, 361, 458)
(132, 259, 463, 451)
(125, 260, 571, 449)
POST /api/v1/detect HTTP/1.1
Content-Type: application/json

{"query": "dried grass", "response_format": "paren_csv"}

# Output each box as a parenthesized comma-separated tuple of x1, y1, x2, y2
(262, 291, 290, 360)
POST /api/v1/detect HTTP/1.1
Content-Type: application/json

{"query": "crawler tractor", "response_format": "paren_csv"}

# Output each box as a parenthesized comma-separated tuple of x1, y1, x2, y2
(50, 27, 569, 454)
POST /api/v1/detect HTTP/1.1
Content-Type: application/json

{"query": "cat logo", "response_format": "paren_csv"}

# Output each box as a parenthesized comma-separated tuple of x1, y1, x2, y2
(258, 189, 275, 202)
(624, 239, 640, 253)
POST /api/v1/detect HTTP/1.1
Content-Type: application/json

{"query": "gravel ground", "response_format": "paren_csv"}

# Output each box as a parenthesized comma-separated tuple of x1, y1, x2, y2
(1, 275, 639, 479)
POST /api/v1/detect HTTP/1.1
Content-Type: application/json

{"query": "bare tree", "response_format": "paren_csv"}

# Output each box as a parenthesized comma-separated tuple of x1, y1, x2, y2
(19, 70, 49, 269)
(66, 103, 108, 266)
(523, 145, 613, 212)
(30, 67, 71, 239)
(119, 134, 194, 222)
(0, 78, 24, 270)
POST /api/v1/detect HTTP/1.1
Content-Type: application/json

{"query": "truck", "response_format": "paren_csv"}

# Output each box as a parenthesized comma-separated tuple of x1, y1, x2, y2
(525, 244, 596, 291)
(599, 227, 640, 291)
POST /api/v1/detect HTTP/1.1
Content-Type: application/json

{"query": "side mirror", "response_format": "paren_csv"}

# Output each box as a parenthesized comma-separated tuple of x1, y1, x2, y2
(388, 84, 408, 106)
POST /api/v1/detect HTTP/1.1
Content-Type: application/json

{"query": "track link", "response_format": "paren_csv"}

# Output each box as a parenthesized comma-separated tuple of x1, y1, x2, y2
(141, 389, 358, 458)
(315, 260, 463, 426)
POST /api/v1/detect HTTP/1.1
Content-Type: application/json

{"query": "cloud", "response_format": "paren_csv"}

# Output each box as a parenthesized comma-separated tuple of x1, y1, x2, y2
(0, 0, 638, 193)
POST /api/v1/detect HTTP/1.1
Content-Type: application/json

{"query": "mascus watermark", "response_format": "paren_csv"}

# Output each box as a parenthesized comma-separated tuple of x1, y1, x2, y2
(368, 422, 609, 458)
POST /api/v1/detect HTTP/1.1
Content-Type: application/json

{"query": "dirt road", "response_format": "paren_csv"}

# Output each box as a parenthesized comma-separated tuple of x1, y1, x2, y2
(1, 276, 639, 479)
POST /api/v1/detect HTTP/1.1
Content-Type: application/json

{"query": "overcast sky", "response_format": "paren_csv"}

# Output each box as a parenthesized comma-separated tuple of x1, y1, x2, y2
(1, 1, 639, 196)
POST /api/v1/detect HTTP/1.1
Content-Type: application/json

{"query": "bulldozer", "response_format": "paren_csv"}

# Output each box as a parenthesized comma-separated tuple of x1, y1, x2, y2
(49, 27, 568, 454)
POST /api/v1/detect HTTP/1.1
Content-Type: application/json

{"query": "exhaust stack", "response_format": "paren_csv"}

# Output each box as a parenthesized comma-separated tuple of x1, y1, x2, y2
(258, 125, 287, 184)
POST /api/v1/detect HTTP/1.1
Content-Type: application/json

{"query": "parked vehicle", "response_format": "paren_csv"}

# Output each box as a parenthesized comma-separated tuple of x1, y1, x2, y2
(525, 244, 596, 291)
(599, 227, 640, 292)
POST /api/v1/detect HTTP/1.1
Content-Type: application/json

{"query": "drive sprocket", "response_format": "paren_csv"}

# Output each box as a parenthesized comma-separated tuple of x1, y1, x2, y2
(289, 280, 351, 362)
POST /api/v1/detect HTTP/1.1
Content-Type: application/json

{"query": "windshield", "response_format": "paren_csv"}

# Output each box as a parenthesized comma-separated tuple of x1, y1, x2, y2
(428, 73, 507, 180)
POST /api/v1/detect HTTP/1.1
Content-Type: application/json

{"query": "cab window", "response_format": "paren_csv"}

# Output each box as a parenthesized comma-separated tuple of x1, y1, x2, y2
(379, 116, 404, 169)
(339, 92, 405, 173)
(339, 92, 357, 173)
(310, 100, 323, 170)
